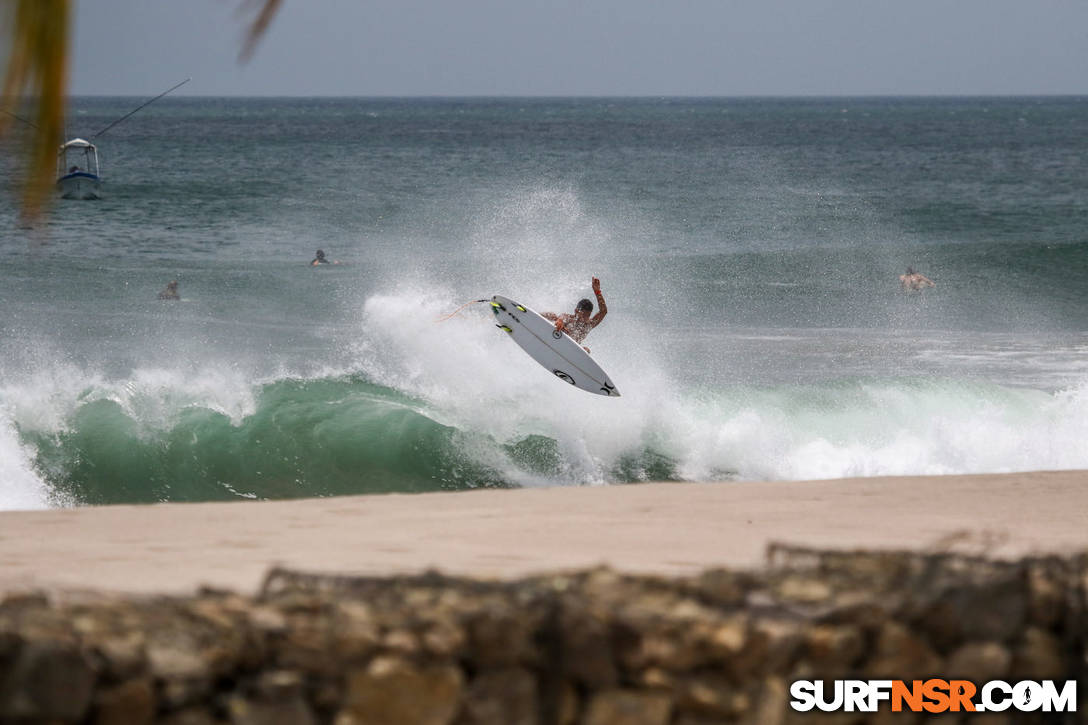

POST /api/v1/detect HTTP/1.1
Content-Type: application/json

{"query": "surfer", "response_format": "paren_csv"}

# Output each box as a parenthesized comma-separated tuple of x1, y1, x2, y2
(311, 249, 340, 266)
(158, 280, 180, 301)
(541, 277, 607, 352)
(899, 267, 935, 291)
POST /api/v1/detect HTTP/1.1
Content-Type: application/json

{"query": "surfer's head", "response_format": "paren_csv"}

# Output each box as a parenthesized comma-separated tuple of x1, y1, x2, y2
(575, 298, 593, 317)
(906, 266, 915, 275)
(315, 249, 326, 260)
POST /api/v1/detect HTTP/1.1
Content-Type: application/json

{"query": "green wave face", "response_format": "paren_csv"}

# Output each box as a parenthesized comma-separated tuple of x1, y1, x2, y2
(19, 373, 684, 506)
(23, 377, 520, 505)
(11, 366, 1088, 507)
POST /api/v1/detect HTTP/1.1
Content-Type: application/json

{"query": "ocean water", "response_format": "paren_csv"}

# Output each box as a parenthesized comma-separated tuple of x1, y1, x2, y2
(2, 96, 1087, 510)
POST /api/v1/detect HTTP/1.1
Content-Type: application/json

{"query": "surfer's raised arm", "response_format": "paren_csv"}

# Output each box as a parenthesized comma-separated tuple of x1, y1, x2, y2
(589, 277, 607, 328)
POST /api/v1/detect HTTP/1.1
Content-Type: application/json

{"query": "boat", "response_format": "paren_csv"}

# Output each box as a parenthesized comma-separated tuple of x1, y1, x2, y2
(53, 77, 190, 200)
(56, 138, 101, 199)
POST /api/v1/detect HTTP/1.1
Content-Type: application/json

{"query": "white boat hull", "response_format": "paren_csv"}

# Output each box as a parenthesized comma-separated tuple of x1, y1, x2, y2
(56, 172, 101, 200)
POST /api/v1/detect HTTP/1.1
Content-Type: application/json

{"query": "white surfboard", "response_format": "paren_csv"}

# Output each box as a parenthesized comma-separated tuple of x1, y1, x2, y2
(491, 295, 620, 397)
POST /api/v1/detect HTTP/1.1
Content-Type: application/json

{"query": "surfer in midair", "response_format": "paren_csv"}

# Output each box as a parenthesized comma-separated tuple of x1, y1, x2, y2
(541, 277, 608, 352)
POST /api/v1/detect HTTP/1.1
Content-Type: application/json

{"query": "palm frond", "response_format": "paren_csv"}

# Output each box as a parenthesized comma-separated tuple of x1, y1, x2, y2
(1, 0, 69, 221)
(239, 0, 284, 62)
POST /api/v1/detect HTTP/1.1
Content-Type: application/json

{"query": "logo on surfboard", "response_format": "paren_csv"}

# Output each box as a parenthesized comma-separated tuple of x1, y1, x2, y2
(553, 370, 576, 385)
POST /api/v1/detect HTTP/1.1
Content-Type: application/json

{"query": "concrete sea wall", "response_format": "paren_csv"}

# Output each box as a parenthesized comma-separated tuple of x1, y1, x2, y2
(0, 545, 1084, 724)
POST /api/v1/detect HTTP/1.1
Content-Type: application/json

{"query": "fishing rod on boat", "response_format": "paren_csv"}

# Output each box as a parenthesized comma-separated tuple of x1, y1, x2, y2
(91, 77, 191, 139)
(1, 108, 39, 130)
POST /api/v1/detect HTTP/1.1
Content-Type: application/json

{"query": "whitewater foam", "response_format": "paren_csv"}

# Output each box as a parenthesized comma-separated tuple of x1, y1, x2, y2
(350, 287, 1088, 487)
(4, 286, 1088, 508)
(0, 407, 52, 511)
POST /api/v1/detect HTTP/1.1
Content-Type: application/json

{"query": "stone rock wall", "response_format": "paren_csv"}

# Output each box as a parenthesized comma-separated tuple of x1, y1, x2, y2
(0, 545, 1085, 724)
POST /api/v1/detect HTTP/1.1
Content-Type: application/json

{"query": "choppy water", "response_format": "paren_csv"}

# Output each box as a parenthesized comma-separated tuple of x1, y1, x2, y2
(2, 97, 1087, 509)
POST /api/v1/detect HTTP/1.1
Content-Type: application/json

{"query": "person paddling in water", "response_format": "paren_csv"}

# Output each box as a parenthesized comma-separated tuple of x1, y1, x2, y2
(158, 280, 180, 301)
(310, 249, 341, 266)
(541, 277, 608, 353)
(899, 266, 935, 291)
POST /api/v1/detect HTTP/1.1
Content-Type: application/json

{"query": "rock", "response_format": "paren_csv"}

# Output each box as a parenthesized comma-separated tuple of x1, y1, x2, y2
(706, 613, 749, 661)
(970, 715, 1012, 725)
(776, 576, 833, 604)
(558, 608, 617, 688)
(865, 709, 922, 725)
(803, 625, 864, 673)
(228, 690, 317, 725)
(330, 601, 380, 664)
(147, 633, 212, 708)
(945, 642, 1011, 681)
(696, 569, 754, 606)
(422, 619, 466, 658)
(583, 689, 673, 725)
(458, 667, 538, 725)
(0, 638, 96, 721)
(961, 580, 1028, 643)
(865, 621, 942, 679)
(0, 630, 21, 663)
(0, 592, 50, 610)
(93, 632, 148, 680)
(188, 598, 237, 630)
(161, 679, 213, 711)
(625, 631, 701, 671)
(0, 550, 1083, 725)
(674, 673, 750, 719)
(382, 628, 420, 655)
(252, 669, 306, 698)
(556, 680, 580, 725)
(247, 605, 288, 635)
(147, 638, 208, 681)
(1011, 627, 1065, 680)
(338, 656, 463, 725)
(157, 707, 218, 725)
(704, 614, 764, 677)
(636, 668, 674, 690)
(1026, 564, 1066, 628)
(92, 678, 156, 725)
(921, 579, 1026, 648)
(751, 618, 803, 675)
(817, 592, 891, 630)
(740, 677, 788, 725)
(276, 613, 335, 673)
(467, 603, 539, 668)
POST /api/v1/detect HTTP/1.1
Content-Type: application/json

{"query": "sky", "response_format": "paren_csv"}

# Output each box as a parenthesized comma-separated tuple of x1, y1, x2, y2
(68, 0, 1088, 96)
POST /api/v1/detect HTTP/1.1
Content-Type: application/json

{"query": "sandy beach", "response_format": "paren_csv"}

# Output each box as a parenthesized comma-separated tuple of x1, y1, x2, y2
(1, 469, 1085, 596)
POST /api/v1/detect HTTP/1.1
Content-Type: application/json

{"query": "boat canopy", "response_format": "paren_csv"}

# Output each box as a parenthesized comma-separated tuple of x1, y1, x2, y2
(57, 137, 100, 179)
(60, 138, 96, 151)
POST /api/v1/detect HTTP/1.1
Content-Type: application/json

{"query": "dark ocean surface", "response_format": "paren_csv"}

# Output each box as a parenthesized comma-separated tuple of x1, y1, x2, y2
(2, 97, 1086, 508)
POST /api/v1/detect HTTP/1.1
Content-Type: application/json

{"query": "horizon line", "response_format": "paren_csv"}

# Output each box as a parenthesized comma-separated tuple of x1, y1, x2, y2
(60, 92, 1088, 100)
